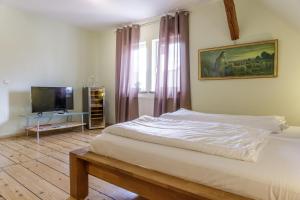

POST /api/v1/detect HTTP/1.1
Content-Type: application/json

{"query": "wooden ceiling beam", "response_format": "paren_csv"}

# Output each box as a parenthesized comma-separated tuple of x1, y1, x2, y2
(223, 0, 240, 40)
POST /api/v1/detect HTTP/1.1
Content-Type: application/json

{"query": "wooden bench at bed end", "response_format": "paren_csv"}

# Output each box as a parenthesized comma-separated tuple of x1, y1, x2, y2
(70, 148, 252, 200)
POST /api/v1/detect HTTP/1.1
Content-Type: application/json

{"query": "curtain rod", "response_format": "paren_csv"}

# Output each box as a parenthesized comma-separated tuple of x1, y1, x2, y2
(115, 9, 189, 31)
(139, 17, 160, 27)
(114, 17, 158, 32)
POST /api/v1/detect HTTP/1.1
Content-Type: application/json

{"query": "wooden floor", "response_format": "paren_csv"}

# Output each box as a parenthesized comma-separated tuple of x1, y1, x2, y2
(0, 129, 145, 200)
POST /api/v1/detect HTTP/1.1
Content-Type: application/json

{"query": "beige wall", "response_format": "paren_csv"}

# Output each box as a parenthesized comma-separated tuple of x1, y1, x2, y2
(0, 5, 94, 137)
(190, 0, 300, 125)
(92, 0, 300, 126)
(90, 30, 116, 124)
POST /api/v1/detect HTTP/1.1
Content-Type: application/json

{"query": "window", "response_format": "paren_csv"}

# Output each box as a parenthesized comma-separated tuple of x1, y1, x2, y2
(136, 39, 180, 93)
(135, 39, 159, 93)
(167, 41, 181, 92)
(152, 39, 181, 93)
(151, 39, 159, 92)
(136, 41, 147, 92)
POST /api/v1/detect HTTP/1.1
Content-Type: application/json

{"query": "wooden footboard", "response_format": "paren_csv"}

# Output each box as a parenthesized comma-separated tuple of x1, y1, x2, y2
(70, 148, 252, 200)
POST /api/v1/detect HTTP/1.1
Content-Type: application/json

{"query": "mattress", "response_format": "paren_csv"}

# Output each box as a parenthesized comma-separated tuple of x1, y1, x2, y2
(90, 127, 300, 200)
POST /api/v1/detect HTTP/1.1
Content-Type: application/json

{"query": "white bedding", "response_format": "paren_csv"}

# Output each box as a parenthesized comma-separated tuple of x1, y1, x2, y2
(90, 129, 300, 200)
(276, 126, 300, 138)
(161, 109, 288, 133)
(104, 115, 270, 162)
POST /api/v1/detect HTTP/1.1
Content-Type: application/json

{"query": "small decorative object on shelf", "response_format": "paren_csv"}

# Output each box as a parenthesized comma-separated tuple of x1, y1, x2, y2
(82, 87, 105, 129)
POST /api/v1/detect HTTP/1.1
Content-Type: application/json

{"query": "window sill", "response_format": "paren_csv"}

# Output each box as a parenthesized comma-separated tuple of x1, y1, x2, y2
(138, 92, 154, 99)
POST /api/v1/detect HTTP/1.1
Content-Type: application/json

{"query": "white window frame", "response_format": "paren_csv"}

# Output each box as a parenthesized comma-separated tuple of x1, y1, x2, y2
(137, 39, 159, 93)
(150, 39, 159, 93)
(136, 41, 147, 92)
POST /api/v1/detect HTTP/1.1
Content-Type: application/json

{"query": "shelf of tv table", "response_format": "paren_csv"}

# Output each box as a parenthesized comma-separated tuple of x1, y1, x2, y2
(22, 112, 88, 143)
(26, 122, 86, 132)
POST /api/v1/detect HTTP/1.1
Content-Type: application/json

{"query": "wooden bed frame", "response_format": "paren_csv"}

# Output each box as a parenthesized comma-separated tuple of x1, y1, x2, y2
(70, 148, 252, 200)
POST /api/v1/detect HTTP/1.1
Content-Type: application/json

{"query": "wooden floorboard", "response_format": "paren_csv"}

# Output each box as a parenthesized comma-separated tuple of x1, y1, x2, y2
(35, 139, 71, 154)
(4, 164, 69, 200)
(0, 144, 31, 164)
(0, 171, 39, 200)
(16, 139, 70, 163)
(0, 155, 14, 168)
(38, 156, 70, 176)
(21, 160, 112, 200)
(49, 135, 89, 147)
(0, 130, 144, 200)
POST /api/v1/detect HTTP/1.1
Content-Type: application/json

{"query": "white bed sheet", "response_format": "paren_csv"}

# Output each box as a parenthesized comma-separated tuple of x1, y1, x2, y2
(278, 126, 300, 138)
(90, 127, 300, 200)
(105, 115, 270, 162)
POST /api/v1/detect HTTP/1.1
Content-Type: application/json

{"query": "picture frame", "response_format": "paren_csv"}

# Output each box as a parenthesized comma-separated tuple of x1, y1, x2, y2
(198, 40, 278, 80)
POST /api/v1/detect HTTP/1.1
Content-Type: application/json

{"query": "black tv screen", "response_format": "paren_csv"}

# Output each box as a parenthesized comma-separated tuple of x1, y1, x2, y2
(31, 87, 74, 113)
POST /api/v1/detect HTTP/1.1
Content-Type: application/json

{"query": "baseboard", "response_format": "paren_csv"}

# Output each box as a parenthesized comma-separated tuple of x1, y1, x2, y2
(0, 131, 26, 139)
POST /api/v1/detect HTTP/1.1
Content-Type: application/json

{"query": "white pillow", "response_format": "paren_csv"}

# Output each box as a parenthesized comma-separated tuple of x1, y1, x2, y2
(160, 109, 288, 133)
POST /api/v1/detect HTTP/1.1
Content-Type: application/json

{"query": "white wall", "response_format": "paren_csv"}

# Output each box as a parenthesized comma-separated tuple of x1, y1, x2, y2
(0, 5, 94, 137)
(92, 0, 300, 126)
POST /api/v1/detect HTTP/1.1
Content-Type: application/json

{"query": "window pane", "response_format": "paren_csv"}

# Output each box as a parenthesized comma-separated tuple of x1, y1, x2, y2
(167, 42, 180, 92)
(138, 41, 147, 92)
(151, 39, 159, 92)
(151, 39, 180, 93)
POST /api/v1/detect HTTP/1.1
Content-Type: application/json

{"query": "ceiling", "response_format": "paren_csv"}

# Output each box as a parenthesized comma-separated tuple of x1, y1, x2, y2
(260, 0, 300, 31)
(0, 0, 209, 29)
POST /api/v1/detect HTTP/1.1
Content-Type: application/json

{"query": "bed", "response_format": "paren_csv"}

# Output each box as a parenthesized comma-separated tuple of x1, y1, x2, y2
(70, 109, 300, 200)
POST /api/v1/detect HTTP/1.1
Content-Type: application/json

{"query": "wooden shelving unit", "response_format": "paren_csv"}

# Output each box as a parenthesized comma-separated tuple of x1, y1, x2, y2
(83, 87, 105, 129)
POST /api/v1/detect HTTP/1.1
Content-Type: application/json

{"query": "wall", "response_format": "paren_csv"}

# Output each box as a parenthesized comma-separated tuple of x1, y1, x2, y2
(92, 0, 300, 126)
(0, 5, 94, 137)
(90, 30, 116, 124)
(190, 0, 300, 125)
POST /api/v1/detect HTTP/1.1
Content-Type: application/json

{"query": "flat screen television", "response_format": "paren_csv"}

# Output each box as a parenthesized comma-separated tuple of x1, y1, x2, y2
(31, 86, 74, 113)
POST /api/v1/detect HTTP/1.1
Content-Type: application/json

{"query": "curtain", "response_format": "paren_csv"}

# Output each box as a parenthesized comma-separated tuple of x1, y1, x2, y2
(115, 25, 140, 123)
(154, 11, 191, 117)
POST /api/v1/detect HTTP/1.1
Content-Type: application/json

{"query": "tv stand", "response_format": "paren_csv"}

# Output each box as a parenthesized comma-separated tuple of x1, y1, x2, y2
(23, 112, 88, 143)
(57, 111, 66, 115)
(57, 110, 69, 114)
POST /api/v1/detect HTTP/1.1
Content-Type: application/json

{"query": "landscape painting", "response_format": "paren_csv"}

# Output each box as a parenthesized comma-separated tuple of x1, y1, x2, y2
(199, 40, 278, 80)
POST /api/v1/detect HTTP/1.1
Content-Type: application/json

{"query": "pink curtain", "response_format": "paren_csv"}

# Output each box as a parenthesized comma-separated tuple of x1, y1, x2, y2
(115, 25, 140, 123)
(154, 11, 191, 117)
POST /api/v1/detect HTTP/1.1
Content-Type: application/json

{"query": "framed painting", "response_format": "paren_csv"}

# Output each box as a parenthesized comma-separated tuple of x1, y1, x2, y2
(198, 40, 278, 80)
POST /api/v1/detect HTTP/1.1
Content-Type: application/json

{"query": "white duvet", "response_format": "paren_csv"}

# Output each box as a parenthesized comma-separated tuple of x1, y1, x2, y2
(104, 115, 271, 162)
(161, 108, 288, 133)
(90, 130, 300, 200)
